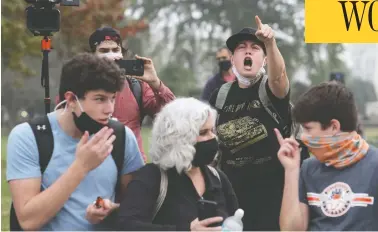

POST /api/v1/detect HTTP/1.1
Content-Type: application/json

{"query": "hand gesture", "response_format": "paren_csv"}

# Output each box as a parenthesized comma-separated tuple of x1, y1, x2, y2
(85, 198, 120, 224)
(128, 55, 160, 87)
(274, 128, 301, 171)
(75, 127, 116, 173)
(255, 15, 275, 43)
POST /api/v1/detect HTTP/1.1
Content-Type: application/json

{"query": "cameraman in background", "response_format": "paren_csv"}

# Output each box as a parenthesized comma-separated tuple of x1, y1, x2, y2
(89, 27, 175, 163)
(57, 27, 175, 162)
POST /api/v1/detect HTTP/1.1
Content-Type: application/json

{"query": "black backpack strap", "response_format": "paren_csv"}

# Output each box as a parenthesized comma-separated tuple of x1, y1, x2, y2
(30, 115, 55, 173)
(102, 120, 126, 230)
(10, 115, 54, 231)
(258, 75, 292, 137)
(107, 119, 126, 202)
(127, 78, 144, 125)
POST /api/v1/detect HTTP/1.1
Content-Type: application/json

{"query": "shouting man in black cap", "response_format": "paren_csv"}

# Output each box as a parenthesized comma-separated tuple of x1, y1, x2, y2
(209, 16, 297, 231)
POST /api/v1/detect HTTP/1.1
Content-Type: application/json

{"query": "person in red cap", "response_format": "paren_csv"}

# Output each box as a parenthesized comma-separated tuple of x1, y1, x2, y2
(209, 16, 307, 230)
(88, 26, 176, 162)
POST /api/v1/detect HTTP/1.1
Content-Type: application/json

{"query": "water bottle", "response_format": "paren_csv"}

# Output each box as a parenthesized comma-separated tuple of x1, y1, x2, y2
(222, 208, 244, 232)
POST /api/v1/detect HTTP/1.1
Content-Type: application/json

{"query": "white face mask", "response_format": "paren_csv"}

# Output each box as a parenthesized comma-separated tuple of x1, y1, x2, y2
(232, 60, 266, 87)
(232, 66, 251, 86)
(97, 52, 123, 60)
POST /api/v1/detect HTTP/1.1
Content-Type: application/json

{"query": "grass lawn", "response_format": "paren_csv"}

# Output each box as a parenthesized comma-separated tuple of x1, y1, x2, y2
(2, 136, 11, 231)
(1, 127, 152, 231)
(366, 127, 378, 139)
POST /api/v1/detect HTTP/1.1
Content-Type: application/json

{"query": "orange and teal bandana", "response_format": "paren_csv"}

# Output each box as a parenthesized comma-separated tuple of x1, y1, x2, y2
(299, 131, 369, 169)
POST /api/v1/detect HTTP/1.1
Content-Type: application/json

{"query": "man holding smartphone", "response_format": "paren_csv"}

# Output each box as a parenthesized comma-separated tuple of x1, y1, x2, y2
(88, 27, 176, 162)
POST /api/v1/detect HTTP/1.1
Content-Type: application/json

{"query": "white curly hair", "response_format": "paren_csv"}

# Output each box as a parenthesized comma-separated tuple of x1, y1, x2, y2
(149, 97, 217, 173)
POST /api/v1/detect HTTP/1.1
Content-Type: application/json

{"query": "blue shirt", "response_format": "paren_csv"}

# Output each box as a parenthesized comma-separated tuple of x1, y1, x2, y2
(299, 146, 378, 231)
(6, 112, 144, 231)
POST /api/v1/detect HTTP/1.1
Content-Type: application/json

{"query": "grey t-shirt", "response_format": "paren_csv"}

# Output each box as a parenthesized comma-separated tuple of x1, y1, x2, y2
(299, 146, 378, 231)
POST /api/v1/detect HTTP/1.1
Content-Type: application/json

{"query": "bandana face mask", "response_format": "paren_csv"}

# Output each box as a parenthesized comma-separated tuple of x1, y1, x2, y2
(299, 131, 369, 168)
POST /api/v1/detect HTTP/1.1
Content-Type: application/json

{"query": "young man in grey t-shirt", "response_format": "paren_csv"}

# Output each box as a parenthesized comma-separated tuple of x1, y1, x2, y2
(275, 82, 378, 231)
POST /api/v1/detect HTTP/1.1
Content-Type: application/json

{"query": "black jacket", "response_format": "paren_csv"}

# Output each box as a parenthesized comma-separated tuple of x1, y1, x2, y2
(118, 164, 239, 231)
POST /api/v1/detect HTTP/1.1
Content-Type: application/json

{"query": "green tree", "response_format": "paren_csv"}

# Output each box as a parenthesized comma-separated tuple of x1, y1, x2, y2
(56, 0, 149, 58)
(304, 44, 348, 85)
(129, 0, 351, 90)
(1, 0, 41, 76)
(129, 0, 304, 78)
(349, 79, 378, 116)
(158, 62, 198, 97)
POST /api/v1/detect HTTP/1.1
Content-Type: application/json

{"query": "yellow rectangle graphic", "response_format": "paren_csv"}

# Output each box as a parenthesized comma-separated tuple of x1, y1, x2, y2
(305, 0, 378, 43)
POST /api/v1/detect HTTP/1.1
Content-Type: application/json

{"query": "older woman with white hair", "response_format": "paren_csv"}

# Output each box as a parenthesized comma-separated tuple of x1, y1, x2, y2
(117, 97, 239, 231)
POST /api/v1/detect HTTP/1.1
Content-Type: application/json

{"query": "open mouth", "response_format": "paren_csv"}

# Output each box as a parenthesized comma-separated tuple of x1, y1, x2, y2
(244, 57, 253, 69)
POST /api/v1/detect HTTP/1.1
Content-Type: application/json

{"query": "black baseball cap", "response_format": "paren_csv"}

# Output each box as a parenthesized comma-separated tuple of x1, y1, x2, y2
(89, 26, 127, 53)
(226, 27, 266, 54)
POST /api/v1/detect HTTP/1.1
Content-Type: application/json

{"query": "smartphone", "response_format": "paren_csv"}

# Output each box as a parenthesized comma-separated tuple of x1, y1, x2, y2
(115, 59, 144, 76)
(197, 199, 219, 221)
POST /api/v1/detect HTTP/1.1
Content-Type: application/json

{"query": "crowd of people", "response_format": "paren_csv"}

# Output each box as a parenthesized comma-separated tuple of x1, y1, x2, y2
(6, 15, 378, 231)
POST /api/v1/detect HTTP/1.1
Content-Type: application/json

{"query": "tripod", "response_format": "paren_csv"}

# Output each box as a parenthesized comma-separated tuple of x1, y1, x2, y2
(41, 36, 51, 114)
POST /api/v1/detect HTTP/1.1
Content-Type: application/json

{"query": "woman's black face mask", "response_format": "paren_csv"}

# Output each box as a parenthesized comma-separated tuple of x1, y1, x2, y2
(192, 137, 219, 167)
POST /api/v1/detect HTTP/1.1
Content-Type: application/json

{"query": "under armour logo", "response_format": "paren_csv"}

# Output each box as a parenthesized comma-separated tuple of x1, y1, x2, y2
(37, 125, 46, 131)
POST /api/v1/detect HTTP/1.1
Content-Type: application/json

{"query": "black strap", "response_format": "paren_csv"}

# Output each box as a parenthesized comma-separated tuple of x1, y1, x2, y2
(107, 119, 126, 202)
(10, 117, 126, 231)
(101, 119, 126, 230)
(31, 115, 55, 173)
(127, 78, 144, 125)
(10, 115, 54, 231)
(258, 76, 292, 137)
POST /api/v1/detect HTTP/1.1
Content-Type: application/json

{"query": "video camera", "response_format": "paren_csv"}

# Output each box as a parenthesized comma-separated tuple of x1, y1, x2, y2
(24, 0, 80, 115)
(25, 0, 80, 36)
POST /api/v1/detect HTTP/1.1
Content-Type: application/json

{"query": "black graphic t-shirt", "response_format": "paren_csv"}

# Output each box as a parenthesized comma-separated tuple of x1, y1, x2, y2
(209, 79, 290, 231)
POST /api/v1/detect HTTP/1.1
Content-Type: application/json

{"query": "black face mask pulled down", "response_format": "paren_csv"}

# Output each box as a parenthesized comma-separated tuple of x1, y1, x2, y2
(192, 138, 219, 167)
(218, 60, 232, 72)
(72, 112, 108, 135)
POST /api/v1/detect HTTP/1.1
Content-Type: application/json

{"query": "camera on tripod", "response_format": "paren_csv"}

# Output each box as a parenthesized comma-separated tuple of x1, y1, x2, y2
(23, 0, 80, 115)
(25, 0, 80, 36)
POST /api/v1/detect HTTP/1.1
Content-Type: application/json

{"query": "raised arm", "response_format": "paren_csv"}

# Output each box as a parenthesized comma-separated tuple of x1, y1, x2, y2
(128, 55, 175, 116)
(255, 16, 289, 99)
(274, 129, 309, 231)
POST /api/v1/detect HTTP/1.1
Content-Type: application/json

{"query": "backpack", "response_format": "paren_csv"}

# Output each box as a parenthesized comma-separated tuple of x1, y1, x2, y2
(127, 77, 145, 125)
(9, 115, 126, 231)
(215, 75, 296, 138)
(152, 165, 221, 220)
(213, 75, 306, 167)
